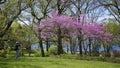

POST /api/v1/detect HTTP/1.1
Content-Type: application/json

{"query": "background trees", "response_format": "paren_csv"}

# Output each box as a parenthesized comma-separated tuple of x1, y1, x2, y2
(105, 19, 120, 55)
(0, 0, 120, 57)
(35, 11, 114, 57)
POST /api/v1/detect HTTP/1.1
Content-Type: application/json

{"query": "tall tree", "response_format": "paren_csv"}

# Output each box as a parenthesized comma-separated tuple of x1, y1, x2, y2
(36, 11, 76, 55)
(0, 0, 28, 37)
(85, 23, 113, 56)
(24, 0, 53, 57)
(66, 0, 103, 56)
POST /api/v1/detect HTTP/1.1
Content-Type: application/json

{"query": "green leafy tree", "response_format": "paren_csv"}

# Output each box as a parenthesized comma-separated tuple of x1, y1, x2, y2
(106, 18, 120, 48)
(0, 0, 29, 37)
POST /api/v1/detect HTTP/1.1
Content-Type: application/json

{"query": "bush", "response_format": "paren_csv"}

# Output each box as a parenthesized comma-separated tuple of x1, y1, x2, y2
(34, 52, 40, 57)
(49, 46, 66, 55)
(25, 47, 66, 57)
(32, 49, 50, 57)
(0, 49, 8, 58)
(0, 46, 10, 58)
(44, 51, 50, 57)
(33, 49, 41, 57)
(49, 46, 58, 55)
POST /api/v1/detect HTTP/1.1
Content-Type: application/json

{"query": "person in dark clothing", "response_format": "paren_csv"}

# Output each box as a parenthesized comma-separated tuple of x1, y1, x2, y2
(15, 41, 21, 59)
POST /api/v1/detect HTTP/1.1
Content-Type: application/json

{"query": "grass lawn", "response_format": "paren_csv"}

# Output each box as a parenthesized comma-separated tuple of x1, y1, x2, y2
(0, 57, 120, 68)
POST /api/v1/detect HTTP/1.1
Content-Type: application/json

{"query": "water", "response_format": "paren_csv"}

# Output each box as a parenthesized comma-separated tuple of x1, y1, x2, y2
(31, 43, 120, 52)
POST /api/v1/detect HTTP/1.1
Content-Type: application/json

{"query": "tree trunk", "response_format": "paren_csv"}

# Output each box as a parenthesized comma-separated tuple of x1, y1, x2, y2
(106, 45, 110, 57)
(73, 41, 76, 54)
(77, 0, 82, 56)
(83, 41, 88, 55)
(78, 36, 82, 56)
(28, 47, 31, 57)
(46, 38, 49, 52)
(57, 28, 63, 55)
(57, 36, 63, 55)
(29, 52, 31, 57)
(69, 37, 73, 54)
(39, 38, 45, 57)
(67, 44, 69, 53)
(88, 38, 92, 56)
(93, 44, 99, 56)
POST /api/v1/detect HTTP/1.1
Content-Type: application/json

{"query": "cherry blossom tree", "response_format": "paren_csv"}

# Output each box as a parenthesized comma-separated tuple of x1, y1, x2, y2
(74, 14, 90, 56)
(36, 11, 76, 54)
(85, 23, 113, 56)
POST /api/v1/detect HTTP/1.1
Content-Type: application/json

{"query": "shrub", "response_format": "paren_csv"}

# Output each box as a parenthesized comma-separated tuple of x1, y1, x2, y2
(33, 49, 41, 57)
(49, 46, 58, 55)
(49, 46, 66, 55)
(0, 46, 10, 58)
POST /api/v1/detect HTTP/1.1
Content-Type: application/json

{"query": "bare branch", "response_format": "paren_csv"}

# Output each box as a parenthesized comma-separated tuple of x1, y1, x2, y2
(0, 0, 6, 4)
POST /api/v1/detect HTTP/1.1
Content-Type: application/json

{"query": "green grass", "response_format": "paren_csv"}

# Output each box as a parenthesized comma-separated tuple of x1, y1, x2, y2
(0, 57, 120, 68)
